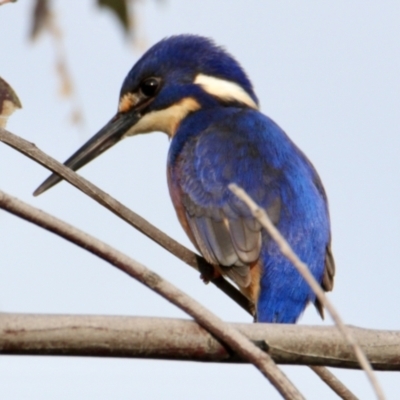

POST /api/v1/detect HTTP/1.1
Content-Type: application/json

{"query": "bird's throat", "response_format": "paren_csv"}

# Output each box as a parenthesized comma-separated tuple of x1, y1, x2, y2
(125, 97, 201, 138)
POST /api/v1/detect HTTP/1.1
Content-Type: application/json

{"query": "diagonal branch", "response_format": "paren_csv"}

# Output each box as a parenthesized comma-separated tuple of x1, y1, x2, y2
(0, 128, 358, 399)
(229, 183, 385, 400)
(0, 127, 253, 315)
(309, 367, 358, 400)
(0, 189, 305, 400)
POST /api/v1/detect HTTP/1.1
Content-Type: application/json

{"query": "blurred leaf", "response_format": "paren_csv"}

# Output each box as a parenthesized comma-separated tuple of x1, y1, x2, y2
(0, 0, 18, 6)
(0, 77, 22, 128)
(70, 108, 83, 126)
(56, 58, 72, 97)
(97, 0, 130, 34)
(29, 0, 50, 40)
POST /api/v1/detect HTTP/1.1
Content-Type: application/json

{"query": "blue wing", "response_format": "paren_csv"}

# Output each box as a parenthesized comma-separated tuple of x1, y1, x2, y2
(169, 109, 284, 286)
(168, 108, 334, 321)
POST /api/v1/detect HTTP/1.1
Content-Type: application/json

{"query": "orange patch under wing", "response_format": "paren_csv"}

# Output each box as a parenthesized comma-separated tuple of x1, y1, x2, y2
(240, 260, 262, 306)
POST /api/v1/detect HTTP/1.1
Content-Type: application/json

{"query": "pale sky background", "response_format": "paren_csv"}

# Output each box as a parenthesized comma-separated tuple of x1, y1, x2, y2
(1, 1, 400, 399)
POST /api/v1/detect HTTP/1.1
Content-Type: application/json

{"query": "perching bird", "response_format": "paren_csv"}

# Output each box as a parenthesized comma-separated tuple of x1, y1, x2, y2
(34, 35, 335, 323)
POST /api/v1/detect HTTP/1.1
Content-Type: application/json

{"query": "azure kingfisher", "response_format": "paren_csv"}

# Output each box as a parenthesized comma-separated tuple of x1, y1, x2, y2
(34, 34, 335, 323)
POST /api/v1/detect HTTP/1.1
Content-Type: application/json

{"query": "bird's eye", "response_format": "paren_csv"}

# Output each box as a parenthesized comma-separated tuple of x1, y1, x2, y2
(140, 77, 160, 97)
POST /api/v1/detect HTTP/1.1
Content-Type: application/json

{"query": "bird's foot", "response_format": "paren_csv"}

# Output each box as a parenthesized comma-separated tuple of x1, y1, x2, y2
(196, 256, 220, 284)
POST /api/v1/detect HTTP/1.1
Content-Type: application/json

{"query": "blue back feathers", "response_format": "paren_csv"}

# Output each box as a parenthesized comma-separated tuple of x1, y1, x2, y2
(168, 106, 332, 323)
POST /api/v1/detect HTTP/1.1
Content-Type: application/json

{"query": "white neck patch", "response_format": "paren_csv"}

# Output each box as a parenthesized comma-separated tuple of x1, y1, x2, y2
(194, 74, 258, 110)
(124, 97, 201, 138)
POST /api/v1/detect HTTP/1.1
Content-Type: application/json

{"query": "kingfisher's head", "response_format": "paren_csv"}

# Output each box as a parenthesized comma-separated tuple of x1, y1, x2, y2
(34, 34, 259, 195)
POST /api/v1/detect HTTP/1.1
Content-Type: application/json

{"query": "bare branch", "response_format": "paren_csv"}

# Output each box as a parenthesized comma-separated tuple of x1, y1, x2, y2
(0, 128, 358, 398)
(310, 367, 359, 400)
(229, 183, 385, 400)
(0, 127, 253, 315)
(0, 313, 399, 373)
(0, 190, 305, 400)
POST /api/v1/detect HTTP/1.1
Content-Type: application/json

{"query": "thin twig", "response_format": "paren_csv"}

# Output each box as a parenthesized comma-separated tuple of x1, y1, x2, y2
(0, 128, 357, 398)
(0, 190, 305, 400)
(0, 127, 252, 315)
(229, 183, 385, 400)
(311, 367, 358, 400)
(310, 367, 359, 400)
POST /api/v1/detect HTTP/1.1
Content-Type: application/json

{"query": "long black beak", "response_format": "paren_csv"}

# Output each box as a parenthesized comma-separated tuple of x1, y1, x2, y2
(33, 111, 141, 196)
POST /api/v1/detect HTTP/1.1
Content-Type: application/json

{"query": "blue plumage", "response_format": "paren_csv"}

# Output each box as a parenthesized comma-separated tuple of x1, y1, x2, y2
(35, 34, 335, 323)
(169, 107, 332, 322)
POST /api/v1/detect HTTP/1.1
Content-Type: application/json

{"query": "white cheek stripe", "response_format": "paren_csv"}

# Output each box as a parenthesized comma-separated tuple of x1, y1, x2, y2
(194, 74, 258, 110)
(124, 97, 201, 138)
